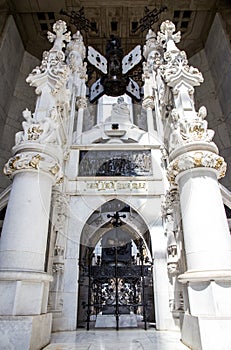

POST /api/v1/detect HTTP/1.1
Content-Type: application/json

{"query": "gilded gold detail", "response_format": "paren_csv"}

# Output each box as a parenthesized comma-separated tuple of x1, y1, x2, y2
(173, 160, 179, 171)
(56, 176, 64, 184)
(10, 156, 20, 170)
(215, 157, 223, 170)
(85, 180, 147, 192)
(50, 164, 60, 175)
(27, 126, 43, 141)
(193, 152, 203, 166)
(190, 125, 204, 139)
(167, 150, 226, 184)
(29, 154, 42, 169)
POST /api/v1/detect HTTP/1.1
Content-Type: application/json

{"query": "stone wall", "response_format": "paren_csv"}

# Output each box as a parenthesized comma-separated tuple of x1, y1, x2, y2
(190, 13, 231, 191)
(205, 13, 231, 190)
(0, 16, 39, 192)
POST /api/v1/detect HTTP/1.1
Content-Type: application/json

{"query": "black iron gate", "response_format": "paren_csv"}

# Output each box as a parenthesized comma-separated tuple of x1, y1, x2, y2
(79, 236, 153, 330)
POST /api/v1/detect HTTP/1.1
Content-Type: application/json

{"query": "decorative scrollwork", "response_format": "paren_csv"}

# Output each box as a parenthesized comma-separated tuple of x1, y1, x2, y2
(4, 152, 63, 183)
(26, 21, 70, 95)
(167, 150, 226, 183)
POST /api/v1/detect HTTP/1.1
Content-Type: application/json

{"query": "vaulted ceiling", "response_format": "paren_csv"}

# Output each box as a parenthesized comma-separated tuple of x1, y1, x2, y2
(3, 0, 231, 60)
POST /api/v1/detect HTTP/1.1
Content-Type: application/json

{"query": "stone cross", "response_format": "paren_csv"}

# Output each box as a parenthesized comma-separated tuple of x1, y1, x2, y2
(157, 20, 180, 53)
(47, 20, 71, 52)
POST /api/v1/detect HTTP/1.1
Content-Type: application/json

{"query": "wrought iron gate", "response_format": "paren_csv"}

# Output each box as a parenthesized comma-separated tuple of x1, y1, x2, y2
(79, 236, 153, 330)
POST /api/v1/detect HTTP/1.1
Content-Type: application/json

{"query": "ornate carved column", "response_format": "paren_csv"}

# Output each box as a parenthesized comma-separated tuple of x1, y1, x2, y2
(0, 20, 71, 350)
(143, 30, 162, 138)
(156, 20, 231, 349)
(48, 189, 69, 316)
(66, 30, 88, 144)
(161, 187, 186, 325)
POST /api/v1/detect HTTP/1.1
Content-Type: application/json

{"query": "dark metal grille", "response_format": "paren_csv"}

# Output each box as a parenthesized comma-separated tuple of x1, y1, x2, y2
(79, 238, 153, 330)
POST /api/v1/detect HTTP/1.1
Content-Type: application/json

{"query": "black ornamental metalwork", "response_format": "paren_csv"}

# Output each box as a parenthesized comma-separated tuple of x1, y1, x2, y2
(132, 6, 167, 33)
(79, 212, 153, 331)
(87, 36, 142, 102)
(60, 7, 98, 32)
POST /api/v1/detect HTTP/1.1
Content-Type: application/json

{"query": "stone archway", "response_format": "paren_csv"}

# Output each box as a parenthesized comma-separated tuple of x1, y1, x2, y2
(77, 199, 155, 330)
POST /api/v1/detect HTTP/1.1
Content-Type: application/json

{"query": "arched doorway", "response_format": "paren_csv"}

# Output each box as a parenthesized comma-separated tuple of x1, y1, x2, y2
(77, 199, 155, 330)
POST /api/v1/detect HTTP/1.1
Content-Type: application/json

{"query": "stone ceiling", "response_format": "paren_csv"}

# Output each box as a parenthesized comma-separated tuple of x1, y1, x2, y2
(3, 0, 231, 60)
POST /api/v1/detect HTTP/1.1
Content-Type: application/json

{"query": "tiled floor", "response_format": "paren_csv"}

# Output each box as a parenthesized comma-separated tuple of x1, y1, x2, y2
(44, 329, 189, 350)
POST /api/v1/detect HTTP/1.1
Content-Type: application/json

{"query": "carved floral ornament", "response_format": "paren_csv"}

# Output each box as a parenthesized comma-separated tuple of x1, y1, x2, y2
(157, 22, 203, 88)
(26, 20, 89, 95)
(167, 150, 226, 183)
(47, 20, 71, 52)
(26, 50, 70, 96)
(161, 51, 203, 89)
(26, 20, 71, 95)
(4, 152, 63, 183)
(143, 21, 203, 88)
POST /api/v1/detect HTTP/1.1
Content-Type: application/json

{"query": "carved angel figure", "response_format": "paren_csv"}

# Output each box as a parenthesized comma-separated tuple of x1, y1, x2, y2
(15, 107, 59, 145)
(15, 109, 33, 144)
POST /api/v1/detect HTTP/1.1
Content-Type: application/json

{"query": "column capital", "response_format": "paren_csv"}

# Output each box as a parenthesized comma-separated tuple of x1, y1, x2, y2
(167, 150, 226, 184)
(4, 151, 63, 184)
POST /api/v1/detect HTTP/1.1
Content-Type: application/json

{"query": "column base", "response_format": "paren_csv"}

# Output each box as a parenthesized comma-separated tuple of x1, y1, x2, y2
(0, 271, 52, 315)
(181, 314, 231, 350)
(0, 313, 52, 350)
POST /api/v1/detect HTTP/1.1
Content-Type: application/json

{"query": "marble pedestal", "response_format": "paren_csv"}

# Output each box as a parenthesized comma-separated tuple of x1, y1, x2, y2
(95, 314, 138, 328)
(181, 314, 231, 350)
(0, 313, 52, 350)
(0, 271, 52, 316)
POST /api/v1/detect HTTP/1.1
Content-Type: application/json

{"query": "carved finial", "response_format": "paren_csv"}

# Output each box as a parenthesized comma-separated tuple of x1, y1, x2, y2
(143, 28, 158, 59)
(47, 20, 71, 52)
(66, 30, 86, 60)
(198, 106, 207, 119)
(146, 28, 156, 41)
(157, 20, 180, 52)
(73, 30, 83, 42)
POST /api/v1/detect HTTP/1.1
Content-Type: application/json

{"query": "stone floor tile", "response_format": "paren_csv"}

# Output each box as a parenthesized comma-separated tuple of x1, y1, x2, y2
(43, 329, 189, 350)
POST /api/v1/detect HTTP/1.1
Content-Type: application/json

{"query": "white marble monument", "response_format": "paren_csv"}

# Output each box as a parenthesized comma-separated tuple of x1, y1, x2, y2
(0, 18, 231, 350)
